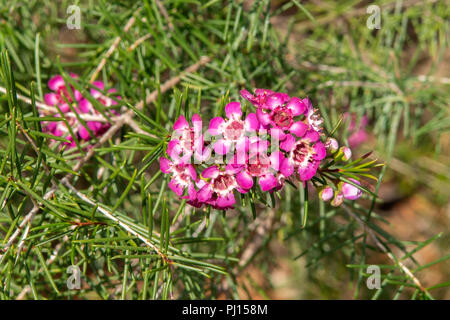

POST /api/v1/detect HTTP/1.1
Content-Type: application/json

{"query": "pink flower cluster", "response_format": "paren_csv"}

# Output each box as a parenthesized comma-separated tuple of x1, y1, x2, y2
(40, 74, 119, 148)
(159, 88, 362, 211)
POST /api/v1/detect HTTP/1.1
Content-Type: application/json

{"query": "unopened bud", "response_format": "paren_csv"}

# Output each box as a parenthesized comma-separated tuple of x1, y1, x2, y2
(339, 146, 352, 161)
(340, 179, 362, 200)
(319, 186, 334, 202)
(325, 137, 339, 153)
(331, 192, 344, 207)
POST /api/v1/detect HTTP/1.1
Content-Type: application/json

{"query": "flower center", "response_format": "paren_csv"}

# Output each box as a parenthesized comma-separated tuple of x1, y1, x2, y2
(247, 155, 270, 176)
(307, 109, 323, 132)
(180, 128, 195, 151)
(173, 164, 191, 186)
(292, 141, 314, 168)
(212, 174, 235, 194)
(223, 120, 244, 141)
(271, 107, 292, 128)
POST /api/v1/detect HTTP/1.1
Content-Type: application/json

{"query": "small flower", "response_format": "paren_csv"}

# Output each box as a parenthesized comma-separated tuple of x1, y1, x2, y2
(345, 113, 369, 148)
(208, 102, 259, 155)
(231, 150, 285, 192)
(44, 73, 82, 113)
(319, 186, 334, 202)
(40, 76, 122, 148)
(168, 114, 210, 162)
(240, 88, 276, 108)
(340, 178, 362, 200)
(159, 157, 197, 202)
(280, 133, 326, 181)
(197, 165, 247, 210)
(256, 96, 308, 137)
(77, 81, 121, 140)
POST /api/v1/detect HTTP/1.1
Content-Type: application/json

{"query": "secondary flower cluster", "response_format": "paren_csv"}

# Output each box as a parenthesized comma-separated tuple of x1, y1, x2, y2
(40, 74, 119, 148)
(160, 88, 368, 210)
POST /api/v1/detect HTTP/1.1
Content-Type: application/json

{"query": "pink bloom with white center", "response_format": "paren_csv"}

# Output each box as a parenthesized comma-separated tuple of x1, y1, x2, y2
(208, 102, 259, 155)
(197, 165, 246, 210)
(340, 178, 362, 200)
(280, 133, 326, 181)
(168, 114, 210, 163)
(159, 157, 197, 202)
(240, 88, 279, 108)
(230, 148, 285, 192)
(241, 89, 308, 138)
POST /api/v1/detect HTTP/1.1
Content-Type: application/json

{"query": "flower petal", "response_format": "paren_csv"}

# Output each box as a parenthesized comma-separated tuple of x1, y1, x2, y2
(269, 151, 284, 172)
(78, 99, 92, 113)
(298, 162, 318, 181)
(280, 134, 296, 152)
(236, 171, 254, 190)
(216, 193, 235, 209)
(168, 179, 184, 196)
(208, 117, 224, 136)
(225, 102, 242, 120)
(159, 157, 172, 174)
(48, 75, 65, 91)
(289, 121, 308, 137)
(280, 158, 294, 177)
(313, 141, 326, 160)
(44, 93, 59, 106)
(197, 184, 213, 202)
(256, 108, 271, 126)
(266, 93, 288, 109)
(303, 130, 320, 142)
(173, 115, 189, 132)
(202, 166, 220, 179)
(286, 97, 306, 116)
(213, 139, 231, 155)
(78, 125, 90, 140)
(244, 113, 260, 131)
(259, 174, 277, 191)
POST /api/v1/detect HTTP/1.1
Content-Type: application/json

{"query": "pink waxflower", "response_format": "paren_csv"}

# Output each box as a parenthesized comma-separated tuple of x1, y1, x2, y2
(344, 113, 369, 148)
(40, 76, 120, 148)
(280, 133, 326, 181)
(77, 81, 121, 140)
(196, 165, 247, 210)
(168, 114, 210, 163)
(241, 89, 307, 138)
(340, 178, 362, 200)
(159, 157, 197, 202)
(208, 102, 259, 155)
(44, 73, 83, 113)
(229, 137, 284, 191)
(240, 88, 278, 108)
